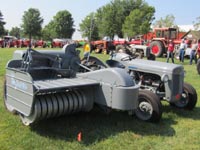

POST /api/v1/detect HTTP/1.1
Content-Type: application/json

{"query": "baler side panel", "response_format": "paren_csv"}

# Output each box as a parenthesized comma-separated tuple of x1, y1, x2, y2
(6, 68, 34, 116)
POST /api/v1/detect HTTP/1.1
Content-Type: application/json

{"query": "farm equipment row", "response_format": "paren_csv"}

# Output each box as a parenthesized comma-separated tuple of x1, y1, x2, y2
(90, 27, 193, 58)
(0, 36, 72, 48)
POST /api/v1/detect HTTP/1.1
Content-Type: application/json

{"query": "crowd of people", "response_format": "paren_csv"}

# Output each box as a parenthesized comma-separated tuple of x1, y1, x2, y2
(166, 38, 200, 65)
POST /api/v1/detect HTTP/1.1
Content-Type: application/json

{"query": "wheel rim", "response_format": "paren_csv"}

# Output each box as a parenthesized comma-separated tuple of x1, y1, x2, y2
(174, 91, 189, 108)
(135, 100, 153, 121)
(151, 45, 159, 54)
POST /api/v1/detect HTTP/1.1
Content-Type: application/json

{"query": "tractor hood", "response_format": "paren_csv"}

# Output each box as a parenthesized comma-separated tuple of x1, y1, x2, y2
(112, 53, 184, 76)
(126, 59, 183, 74)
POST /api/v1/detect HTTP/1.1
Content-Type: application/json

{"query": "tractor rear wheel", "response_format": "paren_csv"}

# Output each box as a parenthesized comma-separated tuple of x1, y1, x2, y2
(150, 41, 164, 57)
(197, 58, 200, 75)
(135, 90, 162, 122)
(171, 83, 197, 110)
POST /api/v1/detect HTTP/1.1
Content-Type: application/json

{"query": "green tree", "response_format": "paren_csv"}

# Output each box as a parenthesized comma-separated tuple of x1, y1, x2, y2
(99, 0, 154, 39)
(122, 5, 155, 38)
(52, 10, 75, 38)
(96, 3, 119, 39)
(153, 14, 175, 28)
(80, 0, 155, 39)
(193, 16, 200, 30)
(0, 11, 6, 36)
(42, 21, 56, 40)
(9, 27, 21, 38)
(114, 0, 147, 37)
(21, 8, 43, 44)
(79, 13, 99, 40)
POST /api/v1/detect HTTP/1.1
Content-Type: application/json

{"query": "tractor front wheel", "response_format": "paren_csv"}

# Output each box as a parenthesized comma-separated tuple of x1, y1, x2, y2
(135, 90, 162, 122)
(171, 83, 197, 110)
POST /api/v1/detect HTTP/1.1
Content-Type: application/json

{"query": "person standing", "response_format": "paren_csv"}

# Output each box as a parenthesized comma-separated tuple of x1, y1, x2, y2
(83, 41, 91, 58)
(197, 39, 200, 60)
(179, 39, 187, 63)
(166, 40, 175, 63)
(189, 39, 198, 65)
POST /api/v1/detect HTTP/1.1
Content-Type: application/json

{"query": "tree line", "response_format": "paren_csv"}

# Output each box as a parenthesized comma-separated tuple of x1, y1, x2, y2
(0, 0, 200, 41)
(0, 8, 75, 41)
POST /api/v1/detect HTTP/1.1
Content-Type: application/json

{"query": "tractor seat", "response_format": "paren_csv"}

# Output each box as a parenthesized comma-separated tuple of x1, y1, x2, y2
(106, 60, 125, 69)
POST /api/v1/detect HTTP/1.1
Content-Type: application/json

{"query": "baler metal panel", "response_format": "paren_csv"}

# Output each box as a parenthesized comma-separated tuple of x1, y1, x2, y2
(34, 77, 99, 93)
(5, 67, 99, 116)
(6, 68, 34, 116)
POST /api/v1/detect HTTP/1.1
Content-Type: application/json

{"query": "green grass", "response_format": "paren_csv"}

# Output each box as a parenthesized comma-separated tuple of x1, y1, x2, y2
(0, 48, 200, 150)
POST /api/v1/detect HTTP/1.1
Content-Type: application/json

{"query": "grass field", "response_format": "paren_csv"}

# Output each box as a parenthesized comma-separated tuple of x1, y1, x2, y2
(0, 48, 200, 150)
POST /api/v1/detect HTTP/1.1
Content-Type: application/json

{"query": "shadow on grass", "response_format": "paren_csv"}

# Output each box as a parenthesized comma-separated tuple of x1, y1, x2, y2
(30, 106, 176, 145)
(162, 104, 200, 120)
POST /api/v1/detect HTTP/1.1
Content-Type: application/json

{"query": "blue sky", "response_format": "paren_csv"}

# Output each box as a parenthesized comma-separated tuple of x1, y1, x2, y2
(0, 0, 199, 39)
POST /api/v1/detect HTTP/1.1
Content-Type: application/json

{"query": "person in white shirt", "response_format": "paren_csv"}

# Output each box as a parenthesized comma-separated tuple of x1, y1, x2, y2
(179, 39, 187, 63)
(189, 39, 198, 65)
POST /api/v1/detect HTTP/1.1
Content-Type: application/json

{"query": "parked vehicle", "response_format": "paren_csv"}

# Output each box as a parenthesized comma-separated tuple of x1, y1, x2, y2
(90, 40, 115, 54)
(105, 52, 197, 113)
(142, 27, 190, 57)
(34, 40, 46, 48)
(18, 38, 31, 48)
(81, 49, 198, 119)
(51, 38, 71, 48)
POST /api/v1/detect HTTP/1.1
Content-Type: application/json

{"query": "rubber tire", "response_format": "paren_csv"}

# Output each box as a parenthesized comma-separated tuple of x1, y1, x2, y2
(197, 59, 200, 75)
(147, 53, 156, 60)
(150, 41, 164, 57)
(135, 90, 162, 122)
(171, 83, 197, 110)
(3, 77, 17, 114)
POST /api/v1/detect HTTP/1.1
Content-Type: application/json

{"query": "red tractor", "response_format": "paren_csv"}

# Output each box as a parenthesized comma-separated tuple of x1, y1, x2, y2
(143, 27, 188, 57)
(51, 39, 69, 48)
(33, 40, 46, 48)
(112, 39, 127, 46)
(90, 40, 115, 54)
(18, 39, 31, 48)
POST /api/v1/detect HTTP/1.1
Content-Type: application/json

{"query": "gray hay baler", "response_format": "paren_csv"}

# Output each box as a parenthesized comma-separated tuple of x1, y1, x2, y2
(4, 45, 142, 126)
